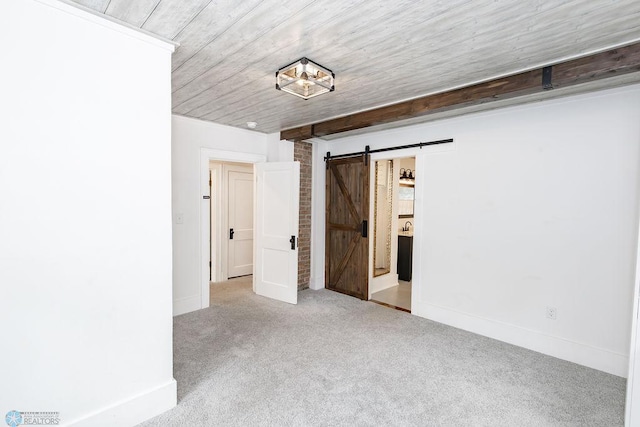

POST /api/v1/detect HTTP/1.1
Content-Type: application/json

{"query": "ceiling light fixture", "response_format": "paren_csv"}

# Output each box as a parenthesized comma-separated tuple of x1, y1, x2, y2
(246, 121, 257, 129)
(276, 57, 335, 100)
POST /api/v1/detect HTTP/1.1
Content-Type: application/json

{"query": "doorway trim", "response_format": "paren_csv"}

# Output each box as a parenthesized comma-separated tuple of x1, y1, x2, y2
(365, 149, 424, 305)
(200, 148, 266, 309)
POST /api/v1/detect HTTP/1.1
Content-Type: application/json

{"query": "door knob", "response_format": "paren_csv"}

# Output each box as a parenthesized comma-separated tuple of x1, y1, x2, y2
(230, 228, 234, 239)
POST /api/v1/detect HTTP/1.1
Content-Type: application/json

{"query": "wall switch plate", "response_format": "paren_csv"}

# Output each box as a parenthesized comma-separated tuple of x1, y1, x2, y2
(176, 213, 184, 224)
(546, 307, 557, 320)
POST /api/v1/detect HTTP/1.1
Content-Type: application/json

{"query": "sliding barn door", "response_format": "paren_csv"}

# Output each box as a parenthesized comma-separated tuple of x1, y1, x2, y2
(325, 155, 370, 299)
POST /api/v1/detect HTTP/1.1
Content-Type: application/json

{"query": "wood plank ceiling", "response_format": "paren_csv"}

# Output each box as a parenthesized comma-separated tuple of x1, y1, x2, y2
(72, 0, 640, 137)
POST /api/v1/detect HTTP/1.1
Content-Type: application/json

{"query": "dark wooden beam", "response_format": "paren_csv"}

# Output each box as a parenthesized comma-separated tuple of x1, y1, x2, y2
(281, 124, 314, 142)
(280, 42, 640, 141)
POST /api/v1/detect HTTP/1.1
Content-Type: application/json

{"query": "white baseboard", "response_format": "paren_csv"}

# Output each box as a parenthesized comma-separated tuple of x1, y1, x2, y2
(309, 276, 324, 290)
(369, 273, 399, 295)
(173, 295, 201, 316)
(414, 301, 629, 377)
(68, 379, 177, 427)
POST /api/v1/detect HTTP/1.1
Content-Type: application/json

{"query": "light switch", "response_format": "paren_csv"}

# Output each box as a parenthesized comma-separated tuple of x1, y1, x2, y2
(176, 213, 184, 224)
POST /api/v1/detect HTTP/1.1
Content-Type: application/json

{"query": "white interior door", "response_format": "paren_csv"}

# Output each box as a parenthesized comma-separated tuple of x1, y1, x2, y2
(255, 162, 300, 304)
(227, 167, 254, 278)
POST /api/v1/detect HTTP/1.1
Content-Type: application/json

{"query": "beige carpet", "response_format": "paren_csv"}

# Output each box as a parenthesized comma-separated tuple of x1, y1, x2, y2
(139, 279, 626, 426)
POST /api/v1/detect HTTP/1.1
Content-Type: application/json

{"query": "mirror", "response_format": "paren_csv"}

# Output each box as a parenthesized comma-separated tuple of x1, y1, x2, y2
(373, 160, 393, 277)
(398, 185, 414, 217)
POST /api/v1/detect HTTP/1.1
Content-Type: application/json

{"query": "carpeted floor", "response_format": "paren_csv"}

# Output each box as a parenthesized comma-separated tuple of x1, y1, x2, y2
(139, 277, 626, 426)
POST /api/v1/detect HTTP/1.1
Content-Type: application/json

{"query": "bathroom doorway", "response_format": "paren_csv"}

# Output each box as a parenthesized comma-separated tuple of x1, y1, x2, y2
(369, 156, 415, 312)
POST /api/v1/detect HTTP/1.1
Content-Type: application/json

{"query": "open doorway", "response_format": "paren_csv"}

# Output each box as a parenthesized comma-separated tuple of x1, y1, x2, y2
(199, 148, 265, 310)
(210, 161, 254, 281)
(200, 149, 301, 310)
(200, 148, 300, 308)
(209, 161, 254, 305)
(369, 156, 415, 312)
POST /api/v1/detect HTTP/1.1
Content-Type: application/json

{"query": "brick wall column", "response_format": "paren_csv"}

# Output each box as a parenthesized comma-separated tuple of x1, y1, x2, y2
(294, 141, 312, 290)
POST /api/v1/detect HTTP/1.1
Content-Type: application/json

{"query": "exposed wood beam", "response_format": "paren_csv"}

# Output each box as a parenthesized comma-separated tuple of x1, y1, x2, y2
(281, 125, 314, 142)
(280, 42, 640, 141)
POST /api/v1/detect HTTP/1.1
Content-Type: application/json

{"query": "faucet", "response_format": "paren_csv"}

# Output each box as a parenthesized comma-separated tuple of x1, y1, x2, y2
(403, 221, 413, 232)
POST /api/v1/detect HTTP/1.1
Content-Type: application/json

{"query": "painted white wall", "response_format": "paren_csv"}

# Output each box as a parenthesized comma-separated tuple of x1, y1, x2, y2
(172, 117, 294, 315)
(0, 0, 176, 425)
(267, 131, 294, 162)
(313, 85, 640, 377)
(310, 141, 329, 290)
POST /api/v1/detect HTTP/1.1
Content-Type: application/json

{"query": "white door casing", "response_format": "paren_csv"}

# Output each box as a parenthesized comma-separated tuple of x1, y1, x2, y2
(210, 162, 222, 282)
(625, 209, 640, 426)
(227, 166, 254, 278)
(200, 149, 266, 310)
(254, 162, 300, 304)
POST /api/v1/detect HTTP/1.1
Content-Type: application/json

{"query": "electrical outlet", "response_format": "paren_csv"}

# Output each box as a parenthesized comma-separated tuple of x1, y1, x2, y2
(546, 307, 557, 320)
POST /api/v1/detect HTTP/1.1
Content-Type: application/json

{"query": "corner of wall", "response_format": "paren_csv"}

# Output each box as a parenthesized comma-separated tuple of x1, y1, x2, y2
(413, 301, 629, 377)
(69, 380, 176, 427)
(173, 295, 202, 317)
(309, 276, 325, 290)
(267, 133, 294, 162)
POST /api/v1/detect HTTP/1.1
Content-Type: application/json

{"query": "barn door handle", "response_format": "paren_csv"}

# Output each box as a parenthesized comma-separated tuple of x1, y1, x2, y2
(290, 235, 296, 250)
(361, 220, 368, 238)
(229, 228, 234, 239)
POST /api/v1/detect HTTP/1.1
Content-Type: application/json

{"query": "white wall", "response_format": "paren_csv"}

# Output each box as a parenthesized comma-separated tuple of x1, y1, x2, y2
(0, 1, 176, 425)
(313, 85, 640, 377)
(267, 131, 295, 162)
(171, 115, 292, 315)
(310, 141, 327, 290)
